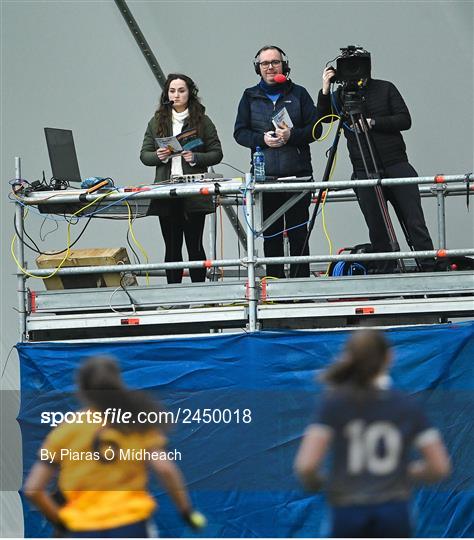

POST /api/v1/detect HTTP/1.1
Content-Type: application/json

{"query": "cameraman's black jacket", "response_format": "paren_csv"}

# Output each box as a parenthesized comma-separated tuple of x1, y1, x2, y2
(234, 81, 320, 177)
(316, 79, 411, 172)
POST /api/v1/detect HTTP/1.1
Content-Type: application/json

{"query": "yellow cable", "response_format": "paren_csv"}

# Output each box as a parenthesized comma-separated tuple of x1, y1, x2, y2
(125, 201, 150, 285)
(309, 100, 340, 276)
(11, 191, 112, 279)
(260, 275, 279, 304)
(321, 150, 339, 276)
(320, 191, 333, 276)
(312, 113, 340, 141)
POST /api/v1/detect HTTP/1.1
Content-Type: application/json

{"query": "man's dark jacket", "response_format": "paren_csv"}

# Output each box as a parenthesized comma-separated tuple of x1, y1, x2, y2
(316, 79, 412, 171)
(234, 81, 320, 177)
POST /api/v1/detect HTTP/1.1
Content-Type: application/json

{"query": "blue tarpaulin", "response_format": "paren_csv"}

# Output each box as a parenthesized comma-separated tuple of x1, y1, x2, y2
(17, 322, 474, 537)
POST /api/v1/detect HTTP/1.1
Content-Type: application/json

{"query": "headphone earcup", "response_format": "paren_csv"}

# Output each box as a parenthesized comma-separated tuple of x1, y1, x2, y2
(253, 46, 290, 76)
(253, 59, 260, 75)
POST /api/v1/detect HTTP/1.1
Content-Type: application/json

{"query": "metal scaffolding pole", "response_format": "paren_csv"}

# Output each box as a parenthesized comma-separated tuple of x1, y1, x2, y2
(433, 184, 448, 249)
(244, 173, 258, 332)
(14, 157, 27, 341)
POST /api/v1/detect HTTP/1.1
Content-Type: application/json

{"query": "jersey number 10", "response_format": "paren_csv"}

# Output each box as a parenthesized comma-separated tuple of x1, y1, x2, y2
(344, 420, 402, 475)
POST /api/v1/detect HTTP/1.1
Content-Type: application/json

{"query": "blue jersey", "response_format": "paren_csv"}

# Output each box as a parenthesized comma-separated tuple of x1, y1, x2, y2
(313, 386, 439, 507)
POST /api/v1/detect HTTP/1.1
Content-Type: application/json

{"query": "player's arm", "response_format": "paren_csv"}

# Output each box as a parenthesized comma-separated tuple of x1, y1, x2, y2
(23, 461, 63, 525)
(294, 424, 332, 491)
(408, 429, 451, 483)
(149, 451, 206, 529)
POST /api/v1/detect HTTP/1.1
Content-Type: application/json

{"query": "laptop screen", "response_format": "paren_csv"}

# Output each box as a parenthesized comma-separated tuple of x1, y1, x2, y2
(44, 128, 81, 183)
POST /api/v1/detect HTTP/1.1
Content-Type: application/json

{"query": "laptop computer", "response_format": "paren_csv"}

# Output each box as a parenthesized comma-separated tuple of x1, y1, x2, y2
(42, 127, 150, 216)
(44, 127, 82, 185)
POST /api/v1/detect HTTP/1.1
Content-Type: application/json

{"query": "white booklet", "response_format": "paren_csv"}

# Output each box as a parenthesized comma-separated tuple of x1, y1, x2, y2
(154, 136, 183, 156)
(155, 128, 204, 156)
(272, 107, 294, 129)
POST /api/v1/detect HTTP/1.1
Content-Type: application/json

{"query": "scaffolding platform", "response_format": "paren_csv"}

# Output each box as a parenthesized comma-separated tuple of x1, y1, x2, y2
(25, 271, 474, 341)
(12, 168, 474, 342)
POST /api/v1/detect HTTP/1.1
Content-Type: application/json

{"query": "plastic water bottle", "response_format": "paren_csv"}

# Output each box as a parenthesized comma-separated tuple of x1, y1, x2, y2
(253, 146, 265, 182)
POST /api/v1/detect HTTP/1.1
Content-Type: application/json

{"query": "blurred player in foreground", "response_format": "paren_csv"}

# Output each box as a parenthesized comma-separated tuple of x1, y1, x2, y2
(294, 329, 451, 537)
(24, 355, 206, 537)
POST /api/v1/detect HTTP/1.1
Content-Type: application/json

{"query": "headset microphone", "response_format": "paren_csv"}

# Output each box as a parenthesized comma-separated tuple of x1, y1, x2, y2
(163, 99, 174, 106)
(274, 74, 287, 84)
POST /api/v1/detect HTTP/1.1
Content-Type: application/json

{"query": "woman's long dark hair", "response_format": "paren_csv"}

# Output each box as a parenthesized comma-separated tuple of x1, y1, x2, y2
(77, 355, 165, 433)
(322, 329, 390, 389)
(155, 73, 205, 137)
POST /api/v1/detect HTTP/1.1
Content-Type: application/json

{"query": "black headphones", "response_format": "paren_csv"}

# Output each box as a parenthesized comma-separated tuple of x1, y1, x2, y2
(253, 45, 290, 76)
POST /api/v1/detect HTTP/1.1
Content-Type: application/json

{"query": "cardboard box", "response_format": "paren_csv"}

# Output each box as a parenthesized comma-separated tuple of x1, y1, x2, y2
(36, 247, 137, 290)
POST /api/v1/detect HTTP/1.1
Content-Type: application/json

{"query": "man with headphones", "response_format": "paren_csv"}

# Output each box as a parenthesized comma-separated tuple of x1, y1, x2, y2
(234, 45, 321, 279)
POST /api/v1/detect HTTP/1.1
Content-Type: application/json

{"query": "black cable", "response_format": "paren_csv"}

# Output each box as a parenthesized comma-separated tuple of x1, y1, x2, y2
(219, 162, 246, 175)
(126, 200, 142, 264)
(13, 177, 124, 255)
(49, 177, 70, 190)
(39, 216, 59, 242)
(88, 214, 147, 220)
(13, 214, 42, 253)
(13, 212, 94, 255)
(126, 228, 141, 264)
(120, 274, 136, 310)
(1, 345, 16, 378)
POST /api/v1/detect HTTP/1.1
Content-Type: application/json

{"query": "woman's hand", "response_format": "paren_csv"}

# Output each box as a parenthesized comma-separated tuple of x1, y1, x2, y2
(181, 151, 195, 163)
(156, 147, 172, 161)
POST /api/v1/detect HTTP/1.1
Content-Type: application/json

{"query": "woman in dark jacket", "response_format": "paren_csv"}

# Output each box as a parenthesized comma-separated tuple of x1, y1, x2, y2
(140, 74, 223, 283)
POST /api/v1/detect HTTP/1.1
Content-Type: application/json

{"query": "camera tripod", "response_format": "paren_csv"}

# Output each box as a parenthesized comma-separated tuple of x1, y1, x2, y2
(295, 87, 420, 277)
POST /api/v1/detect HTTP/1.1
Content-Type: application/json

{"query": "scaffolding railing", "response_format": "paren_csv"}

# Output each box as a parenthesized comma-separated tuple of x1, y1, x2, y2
(13, 161, 474, 337)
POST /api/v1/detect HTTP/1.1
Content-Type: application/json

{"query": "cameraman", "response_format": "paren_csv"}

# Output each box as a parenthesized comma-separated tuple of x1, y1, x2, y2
(316, 53, 435, 273)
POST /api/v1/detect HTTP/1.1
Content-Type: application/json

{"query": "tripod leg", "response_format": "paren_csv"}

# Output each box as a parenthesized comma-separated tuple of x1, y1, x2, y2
(350, 112, 406, 272)
(294, 117, 344, 278)
(391, 200, 422, 271)
(361, 129, 428, 272)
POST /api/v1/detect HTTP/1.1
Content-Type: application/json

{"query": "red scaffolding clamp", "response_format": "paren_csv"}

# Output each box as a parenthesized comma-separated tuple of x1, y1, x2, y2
(260, 278, 267, 302)
(29, 290, 37, 313)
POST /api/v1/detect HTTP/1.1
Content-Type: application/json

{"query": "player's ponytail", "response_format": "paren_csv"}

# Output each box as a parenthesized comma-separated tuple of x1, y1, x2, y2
(322, 329, 390, 388)
(77, 355, 165, 433)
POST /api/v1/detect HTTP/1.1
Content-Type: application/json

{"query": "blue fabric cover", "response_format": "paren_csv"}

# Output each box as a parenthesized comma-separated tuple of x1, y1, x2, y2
(17, 321, 474, 537)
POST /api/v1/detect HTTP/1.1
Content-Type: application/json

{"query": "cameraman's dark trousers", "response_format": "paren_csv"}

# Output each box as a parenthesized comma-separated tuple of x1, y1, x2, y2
(353, 162, 435, 273)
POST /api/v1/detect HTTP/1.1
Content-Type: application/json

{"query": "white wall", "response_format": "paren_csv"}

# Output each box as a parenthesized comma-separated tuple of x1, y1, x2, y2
(1, 1, 473, 536)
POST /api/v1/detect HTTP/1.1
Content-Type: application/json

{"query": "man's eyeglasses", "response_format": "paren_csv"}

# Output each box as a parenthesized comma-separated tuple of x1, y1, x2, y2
(259, 60, 282, 69)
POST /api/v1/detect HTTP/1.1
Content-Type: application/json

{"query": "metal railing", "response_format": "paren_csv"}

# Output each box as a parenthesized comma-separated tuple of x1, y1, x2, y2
(13, 161, 474, 336)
